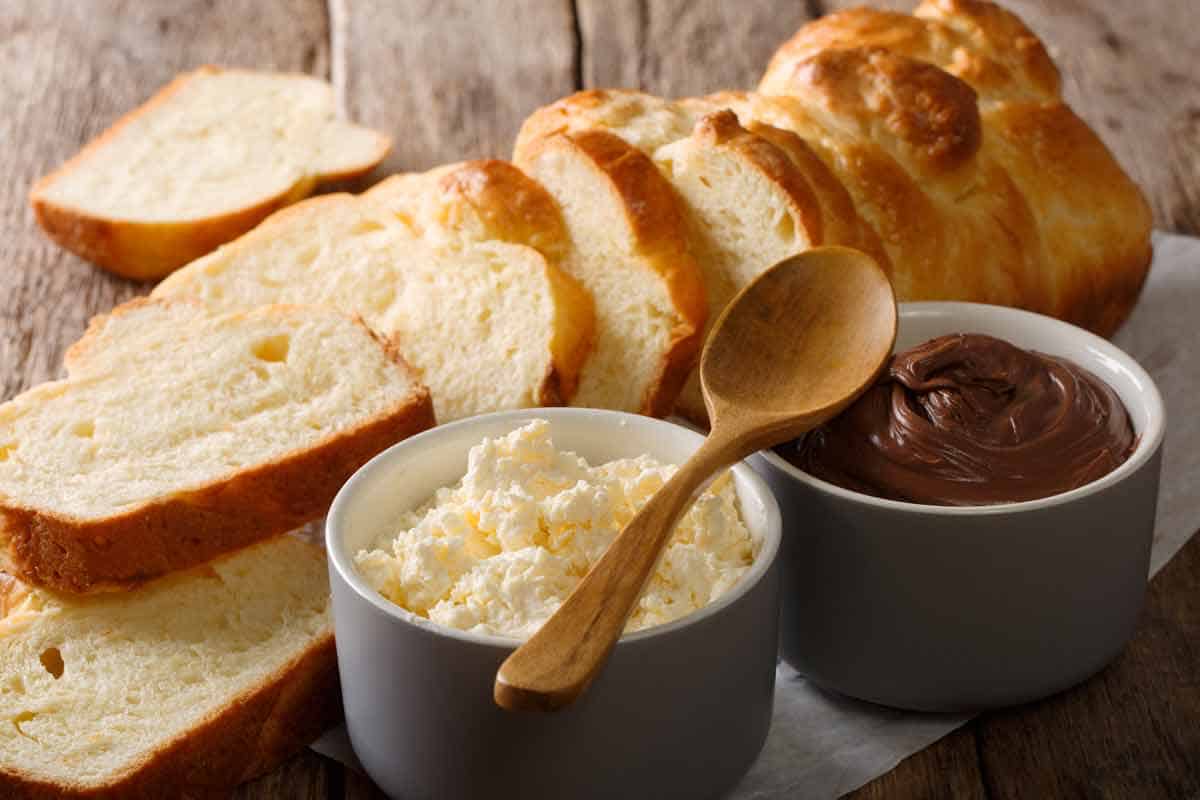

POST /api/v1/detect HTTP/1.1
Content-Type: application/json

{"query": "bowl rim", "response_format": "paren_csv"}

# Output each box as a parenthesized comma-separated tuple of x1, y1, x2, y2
(326, 407, 782, 649)
(757, 300, 1166, 517)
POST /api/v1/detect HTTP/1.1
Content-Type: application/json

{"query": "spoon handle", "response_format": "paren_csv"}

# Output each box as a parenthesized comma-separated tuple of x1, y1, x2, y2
(494, 430, 743, 712)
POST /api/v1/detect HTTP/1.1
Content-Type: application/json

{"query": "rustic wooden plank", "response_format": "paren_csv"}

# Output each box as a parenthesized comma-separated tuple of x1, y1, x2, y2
(0, 0, 331, 403)
(331, 0, 577, 173)
(845, 725, 988, 800)
(233, 749, 335, 800)
(342, 765, 389, 800)
(577, 0, 816, 96)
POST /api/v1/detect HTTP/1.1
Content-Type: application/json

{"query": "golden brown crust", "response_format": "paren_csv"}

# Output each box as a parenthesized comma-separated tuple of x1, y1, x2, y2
(435, 159, 571, 260)
(540, 261, 596, 405)
(365, 159, 595, 407)
(31, 181, 318, 283)
(538, 128, 707, 417)
(1, 396, 432, 593)
(762, 0, 1060, 104)
(513, 90, 620, 151)
(413, 159, 596, 404)
(757, 1, 1151, 335)
(0, 626, 338, 799)
(715, 83, 1048, 308)
(29, 66, 391, 282)
(713, 90, 959, 294)
(2, 299, 436, 594)
(983, 102, 1153, 335)
(786, 46, 983, 176)
(914, 0, 1061, 99)
(740, 116, 891, 270)
(692, 110, 825, 247)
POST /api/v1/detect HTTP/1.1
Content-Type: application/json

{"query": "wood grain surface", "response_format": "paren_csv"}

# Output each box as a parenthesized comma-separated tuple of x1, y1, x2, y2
(577, 0, 814, 96)
(1, 0, 1195, 798)
(333, 0, 576, 172)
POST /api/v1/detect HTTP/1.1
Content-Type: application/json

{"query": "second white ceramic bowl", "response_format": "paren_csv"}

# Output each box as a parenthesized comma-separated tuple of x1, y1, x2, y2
(752, 302, 1165, 712)
(327, 408, 782, 800)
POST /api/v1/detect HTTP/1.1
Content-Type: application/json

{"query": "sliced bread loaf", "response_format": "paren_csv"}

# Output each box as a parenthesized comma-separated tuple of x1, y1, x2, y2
(31, 67, 391, 281)
(155, 163, 595, 421)
(705, 71, 1046, 312)
(0, 298, 434, 593)
(516, 89, 883, 421)
(0, 535, 336, 799)
(513, 128, 706, 416)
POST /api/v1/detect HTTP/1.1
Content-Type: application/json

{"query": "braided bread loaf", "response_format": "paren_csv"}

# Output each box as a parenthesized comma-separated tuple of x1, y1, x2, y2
(759, 0, 1152, 337)
(518, 0, 1150, 423)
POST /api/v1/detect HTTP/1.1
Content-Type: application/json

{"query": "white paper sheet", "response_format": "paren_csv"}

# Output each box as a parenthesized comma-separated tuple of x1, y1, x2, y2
(313, 232, 1200, 798)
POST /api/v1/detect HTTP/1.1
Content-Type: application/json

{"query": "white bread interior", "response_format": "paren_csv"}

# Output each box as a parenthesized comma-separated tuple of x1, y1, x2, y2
(0, 299, 419, 519)
(0, 536, 334, 797)
(30, 67, 391, 280)
(154, 186, 593, 422)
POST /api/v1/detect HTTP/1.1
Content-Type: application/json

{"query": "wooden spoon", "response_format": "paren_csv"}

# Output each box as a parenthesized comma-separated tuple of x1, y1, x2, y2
(494, 246, 897, 712)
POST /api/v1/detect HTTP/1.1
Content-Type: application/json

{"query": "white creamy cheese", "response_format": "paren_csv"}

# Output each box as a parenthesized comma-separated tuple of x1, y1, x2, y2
(355, 419, 757, 639)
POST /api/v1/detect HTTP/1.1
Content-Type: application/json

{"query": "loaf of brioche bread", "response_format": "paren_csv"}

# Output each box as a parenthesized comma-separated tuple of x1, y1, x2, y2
(517, 89, 886, 420)
(757, 0, 1152, 336)
(155, 161, 594, 422)
(31, 67, 391, 280)
(517, 0, 1151, 406)
(0, 298, 433, 592)
(0, 536, 337, 799)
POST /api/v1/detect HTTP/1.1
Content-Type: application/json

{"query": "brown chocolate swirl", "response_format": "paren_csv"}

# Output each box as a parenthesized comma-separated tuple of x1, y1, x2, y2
(783, 333, 1136, 506)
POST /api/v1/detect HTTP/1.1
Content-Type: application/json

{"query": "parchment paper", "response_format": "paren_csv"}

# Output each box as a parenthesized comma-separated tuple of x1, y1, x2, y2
(313, 231, 1200, 798)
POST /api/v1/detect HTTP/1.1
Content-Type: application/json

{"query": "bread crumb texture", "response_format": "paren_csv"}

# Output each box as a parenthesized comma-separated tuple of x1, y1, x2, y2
(154, 178, 587, 421)
(0, 537, 330, 789)
(0, 299, 419, 519)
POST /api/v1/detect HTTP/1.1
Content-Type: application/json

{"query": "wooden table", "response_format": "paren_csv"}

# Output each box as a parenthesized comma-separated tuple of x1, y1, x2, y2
(2, 1, 1196, 797)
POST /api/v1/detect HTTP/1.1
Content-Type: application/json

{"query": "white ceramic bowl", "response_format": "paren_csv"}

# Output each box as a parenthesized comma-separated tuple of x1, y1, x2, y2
(751, 302, 1165, 712)
(327, 408, 782, 800)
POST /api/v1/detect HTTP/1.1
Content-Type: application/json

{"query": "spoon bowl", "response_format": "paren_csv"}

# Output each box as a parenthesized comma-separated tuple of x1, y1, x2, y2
(702, 246, 898, 442)
(495, 246, 897, 712)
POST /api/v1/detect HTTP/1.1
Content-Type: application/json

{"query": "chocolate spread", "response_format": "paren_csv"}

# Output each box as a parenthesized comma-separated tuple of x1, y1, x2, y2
(782, 333, 1136, 506)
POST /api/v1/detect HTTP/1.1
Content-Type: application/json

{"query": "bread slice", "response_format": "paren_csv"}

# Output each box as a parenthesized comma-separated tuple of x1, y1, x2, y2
(516, 89, 884, 421)
(513, 128, 706, 416)
(31, 66, 391, 281)
(0, 298, 434, 593)
(0, 535, 337, 799)
(155, 162, 595, 421)
(365, 159, 571, 260)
